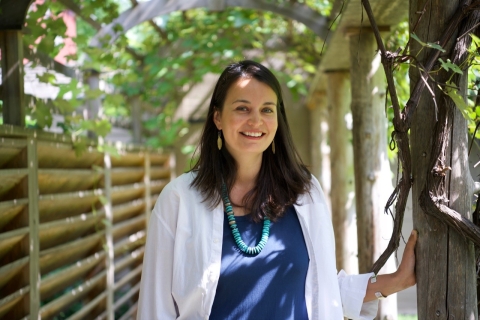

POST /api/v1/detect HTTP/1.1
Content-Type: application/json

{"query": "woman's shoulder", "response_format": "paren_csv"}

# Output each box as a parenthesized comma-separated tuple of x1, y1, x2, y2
(162, 172, 197, 195)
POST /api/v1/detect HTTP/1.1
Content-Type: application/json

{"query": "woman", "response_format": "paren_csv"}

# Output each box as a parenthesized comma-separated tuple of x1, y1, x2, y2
(137, 60, 417, 319)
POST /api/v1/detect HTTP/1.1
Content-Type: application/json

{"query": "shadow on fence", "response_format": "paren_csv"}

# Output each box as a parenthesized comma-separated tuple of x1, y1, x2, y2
(0, 124, 172, 319)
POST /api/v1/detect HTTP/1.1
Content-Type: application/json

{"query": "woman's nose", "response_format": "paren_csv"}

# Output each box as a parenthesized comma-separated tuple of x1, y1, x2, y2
(248, 111, 262, 126)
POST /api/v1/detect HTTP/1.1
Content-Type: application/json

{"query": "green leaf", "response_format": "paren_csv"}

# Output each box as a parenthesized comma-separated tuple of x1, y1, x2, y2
(99, 195, 109, 205)
(425, 42, 445, 52)
(439, 58, 463, 75)
(85, 89, 104, 100)
(94, 120, 112, 137)
(37, 72, 56, 84)
(53, 99, 76, 113)
(410, 33, 426, 46)
(445, 81, 472, 123)
(470, 33, 480, 45)
(410, 33, 445, 52)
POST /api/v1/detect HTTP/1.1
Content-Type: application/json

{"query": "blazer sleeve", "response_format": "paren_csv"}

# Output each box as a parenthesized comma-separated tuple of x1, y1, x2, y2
(337, 270, 379, 319)
(137, 182, 180, 320)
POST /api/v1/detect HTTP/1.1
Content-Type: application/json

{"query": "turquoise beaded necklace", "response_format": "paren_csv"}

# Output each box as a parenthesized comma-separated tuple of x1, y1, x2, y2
(221, 184, 271, 255)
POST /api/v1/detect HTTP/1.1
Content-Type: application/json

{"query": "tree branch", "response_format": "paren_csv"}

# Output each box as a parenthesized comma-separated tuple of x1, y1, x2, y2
(362, 0, 480, 274)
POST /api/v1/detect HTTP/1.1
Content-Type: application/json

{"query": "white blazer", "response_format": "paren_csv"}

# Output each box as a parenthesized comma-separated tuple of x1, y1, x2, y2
(137, 172, 378, 319)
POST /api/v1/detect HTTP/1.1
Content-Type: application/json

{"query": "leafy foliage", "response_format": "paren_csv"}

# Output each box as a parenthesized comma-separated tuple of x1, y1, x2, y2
(21, 0, 331, 150)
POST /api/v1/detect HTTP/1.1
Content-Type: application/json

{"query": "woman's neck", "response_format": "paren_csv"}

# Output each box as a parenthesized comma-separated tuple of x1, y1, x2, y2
(234, 154, 262, 188)
(228, 154, 262, 216)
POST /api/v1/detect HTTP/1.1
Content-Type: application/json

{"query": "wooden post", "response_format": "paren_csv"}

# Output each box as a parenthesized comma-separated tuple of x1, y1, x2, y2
(308, 89, 330, 196)
(27, 136, 40, 318)
(348, 30, 397, 318)
(85, 70, 101, 139)
(326, 71, 357, 274)
(103, 154, 114, 320)
(0, 31, 25, 126)
(410, 0, 477, 318)
(130, 95, 142, 144)
(144, 152, 151, 225)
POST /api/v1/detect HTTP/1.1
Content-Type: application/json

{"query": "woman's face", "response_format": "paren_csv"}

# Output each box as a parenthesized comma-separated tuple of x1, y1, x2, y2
(213, 77, 278, 162)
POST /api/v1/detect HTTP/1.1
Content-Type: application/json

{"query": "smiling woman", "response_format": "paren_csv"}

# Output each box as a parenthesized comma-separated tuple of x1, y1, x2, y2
(136, 60, 418, 320)
(213, 77, 278, 186)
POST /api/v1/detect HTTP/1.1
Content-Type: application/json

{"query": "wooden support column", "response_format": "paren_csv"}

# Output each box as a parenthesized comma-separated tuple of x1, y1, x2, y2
(27, 136, 39, 318)
(308, 88, 330, 196)
(0, 31, 25, 126)
(144, 152, 151, 225)
(410, 0, 477, 318)
(130, 95, 142, 144)
(326, 71, 357, 274)
(103, 154, 114, 320)
(85, 70, 101, 139)
(348, 30, 397, 318)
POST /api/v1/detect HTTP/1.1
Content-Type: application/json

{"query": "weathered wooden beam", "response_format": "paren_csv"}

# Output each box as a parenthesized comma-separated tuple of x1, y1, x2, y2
(27, 136, 39, 318)
(0, 0, 33, 30)
(0, 31, 25, 127)
(348, 30, 398, 318)
(91, 0, 329, 47)
(325, 71, 357, 274)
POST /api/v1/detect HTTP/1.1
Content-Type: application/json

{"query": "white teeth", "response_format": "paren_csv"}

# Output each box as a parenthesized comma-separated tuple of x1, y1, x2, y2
(243, 132, 262, 137)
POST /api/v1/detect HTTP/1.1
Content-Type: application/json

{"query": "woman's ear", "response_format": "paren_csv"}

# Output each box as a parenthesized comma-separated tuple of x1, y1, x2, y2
(213, 109, 222, 130)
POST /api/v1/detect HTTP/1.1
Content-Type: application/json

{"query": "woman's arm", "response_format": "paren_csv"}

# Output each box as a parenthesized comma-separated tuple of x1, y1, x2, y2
(363, 230, 418, 302)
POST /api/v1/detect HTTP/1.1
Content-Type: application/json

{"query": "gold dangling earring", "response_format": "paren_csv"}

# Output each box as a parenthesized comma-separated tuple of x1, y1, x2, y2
(272, 140, 275, 154)
(217, 131, 222, 150)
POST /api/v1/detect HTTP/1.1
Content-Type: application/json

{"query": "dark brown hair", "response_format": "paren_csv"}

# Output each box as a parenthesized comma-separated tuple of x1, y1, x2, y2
(190, 60, 311, 221)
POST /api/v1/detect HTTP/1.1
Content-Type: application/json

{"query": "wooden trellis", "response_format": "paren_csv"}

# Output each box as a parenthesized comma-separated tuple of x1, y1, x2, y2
(0, 124, 172, 319)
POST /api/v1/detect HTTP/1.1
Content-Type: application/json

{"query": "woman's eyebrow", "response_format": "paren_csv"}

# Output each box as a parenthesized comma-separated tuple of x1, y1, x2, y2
(231, 99, 277, 106)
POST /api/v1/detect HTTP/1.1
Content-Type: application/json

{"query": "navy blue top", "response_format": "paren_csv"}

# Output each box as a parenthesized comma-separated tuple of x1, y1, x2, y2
(210, 206, 309, 320)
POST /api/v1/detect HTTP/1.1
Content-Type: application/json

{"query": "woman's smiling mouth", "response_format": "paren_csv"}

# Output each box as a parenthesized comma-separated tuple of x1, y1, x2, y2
(241, 131, 265, 137)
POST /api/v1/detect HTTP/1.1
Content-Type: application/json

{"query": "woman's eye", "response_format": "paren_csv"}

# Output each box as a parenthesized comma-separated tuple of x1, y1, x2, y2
(262, 108, 274, 113)
(236, 106, 248, 111)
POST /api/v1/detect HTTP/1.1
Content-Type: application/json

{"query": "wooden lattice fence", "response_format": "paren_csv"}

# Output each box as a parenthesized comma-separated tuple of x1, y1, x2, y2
(0, 125, 172, 319)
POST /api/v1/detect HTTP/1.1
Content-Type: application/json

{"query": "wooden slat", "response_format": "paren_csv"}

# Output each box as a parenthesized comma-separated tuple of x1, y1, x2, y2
(38, 169, 103, 195)
(39, 210, 105, 250)
(111, 168, 144, 186)
(150, 167, 170, 180)
(0, 286, 29, 318)
(39, 232, 104, 274)
(37, 142, 102, 169)
(39, 271, 105, 320)
(38, 190, 102, 223)
(0, 256, 29, 291)
(67, 292, 106, 320)
(150, 180, 168, 195)
(113, 231, 145, 257)
(112, 215, 146, 242)
(149, 153, 169, 166)
(114, 264, 142, 292)
(0, 199, 28, 231)
(40, 251, 105, 300)
(0, 138, 26, 168)
(112, 200, 144, 224)
(113, 282, 140, 311)
(117, 302, 137, 320)
(0, 169, 28, 199)
(0, 125, 97, 147)
(114, 247, 144, 274)
(110, 153, 144, 167)
(0, 227, 28, 260)
(111, 184, 145, 206)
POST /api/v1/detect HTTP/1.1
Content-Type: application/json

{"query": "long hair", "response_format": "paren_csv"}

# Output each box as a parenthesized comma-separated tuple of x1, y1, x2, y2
(190, 60, 311, 221)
